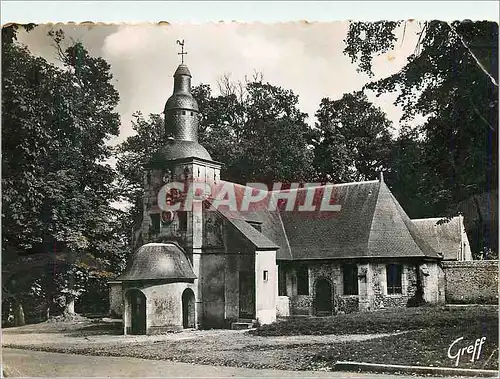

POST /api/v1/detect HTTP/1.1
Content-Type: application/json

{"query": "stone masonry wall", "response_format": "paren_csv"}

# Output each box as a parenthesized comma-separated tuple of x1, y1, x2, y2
(108, 282, 123, 318)
(335, 295, 359, 314)
(122, 282, 195, 335)
(442, 260, 498, 304)
(370, 263, 422, 310)
(286, 261, 435, 315)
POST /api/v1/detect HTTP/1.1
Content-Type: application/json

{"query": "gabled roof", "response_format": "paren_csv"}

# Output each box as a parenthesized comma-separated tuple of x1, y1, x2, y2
(412, 217, 469, 260)
(117, 242, 196, 281)
(367, 182, 440, 259)
(202, 179, 440, 261)
(273, 180, 440, 260)
(226, 217, 279, 250)
(204, 182, 292, 258)
(278, 181, 379, 259)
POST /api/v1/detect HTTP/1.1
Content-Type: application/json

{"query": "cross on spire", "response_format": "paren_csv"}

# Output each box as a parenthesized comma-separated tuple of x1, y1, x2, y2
(176, 39, 187, 64)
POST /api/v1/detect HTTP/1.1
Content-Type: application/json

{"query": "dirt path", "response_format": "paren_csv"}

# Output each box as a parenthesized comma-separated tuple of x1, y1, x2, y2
(2, 320, 403, 372)
(3, 324, 398, 347)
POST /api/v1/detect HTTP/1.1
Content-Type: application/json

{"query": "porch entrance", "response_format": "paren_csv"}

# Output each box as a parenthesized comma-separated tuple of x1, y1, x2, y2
(239, 271, 255, 319)
(127, 289, 146, 334)
(182, 288, 195, 328)
(314, 278, 333, 316)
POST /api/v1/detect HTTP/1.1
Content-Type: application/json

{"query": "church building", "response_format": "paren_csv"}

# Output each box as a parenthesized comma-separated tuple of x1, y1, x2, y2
(109, 59, 469, 335)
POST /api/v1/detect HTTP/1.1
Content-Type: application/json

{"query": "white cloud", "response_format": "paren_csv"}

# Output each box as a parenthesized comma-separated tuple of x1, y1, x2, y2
(18, 22, 423, 144)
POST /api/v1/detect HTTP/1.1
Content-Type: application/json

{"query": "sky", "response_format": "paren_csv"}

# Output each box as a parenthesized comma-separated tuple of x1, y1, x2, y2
(17, 21, 424, 145)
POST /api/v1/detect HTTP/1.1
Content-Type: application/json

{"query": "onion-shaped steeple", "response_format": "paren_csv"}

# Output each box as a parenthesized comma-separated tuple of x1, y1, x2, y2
(148, 43, 212, 166)
(164, 64, 199, 142)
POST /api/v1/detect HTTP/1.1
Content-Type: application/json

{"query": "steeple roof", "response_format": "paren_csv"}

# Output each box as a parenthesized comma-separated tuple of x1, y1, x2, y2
(148, 140, 212, 166)
(173, 64, 192, 77)
(203, 180, 441, 261)
(148, 58, 213, 165)
(164, 64, 199, 113)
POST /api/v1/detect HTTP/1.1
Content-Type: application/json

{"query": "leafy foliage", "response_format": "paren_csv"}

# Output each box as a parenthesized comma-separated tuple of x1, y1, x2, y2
(345, 20, 498, 256)
(344, 21, 402, 77)
(116, 79, 317, 234)
(312, 91, 393, 183)
(2, 26, 126, 321)
(197, 80, 316, 185)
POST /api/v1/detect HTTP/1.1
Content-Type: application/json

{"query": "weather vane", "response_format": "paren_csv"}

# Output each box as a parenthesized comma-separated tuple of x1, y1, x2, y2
(176, 39, 187, 64)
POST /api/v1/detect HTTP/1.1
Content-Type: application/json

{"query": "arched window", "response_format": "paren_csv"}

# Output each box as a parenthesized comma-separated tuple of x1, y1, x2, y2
(182, 288, 195, 328)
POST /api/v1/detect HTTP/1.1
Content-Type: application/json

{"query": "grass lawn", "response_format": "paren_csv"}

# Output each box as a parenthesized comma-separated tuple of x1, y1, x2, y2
(3, 305, 498, 372)
(252, 305, 499, 371)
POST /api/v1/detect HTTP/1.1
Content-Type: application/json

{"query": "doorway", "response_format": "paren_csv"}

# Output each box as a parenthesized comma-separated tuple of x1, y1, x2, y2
(182, 288, 196, 328)
(239, 271, 255, 319)
(314, 278, 333, 316)
(127, 289, 146, 334)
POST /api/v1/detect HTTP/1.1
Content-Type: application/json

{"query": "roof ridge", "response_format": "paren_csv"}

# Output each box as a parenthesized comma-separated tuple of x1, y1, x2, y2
(275, 206, 293, 258)
(366, 179, 383, 257)
(330, 179, 380, 186)
(412, 216, 459, 222)
(367, 181, 440, 259)
(269, 180, 379, 194)
(226, 217, 279, 250)
(386, 185, 441, 259)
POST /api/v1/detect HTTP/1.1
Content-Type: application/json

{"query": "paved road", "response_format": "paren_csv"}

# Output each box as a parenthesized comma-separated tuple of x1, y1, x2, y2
(2, 348, 456, 378)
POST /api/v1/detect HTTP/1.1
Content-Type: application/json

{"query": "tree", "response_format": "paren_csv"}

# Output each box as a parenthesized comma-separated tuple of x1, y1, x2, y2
(114, 112, 164, 255)
(116, 78, 316, 238)
(194, 83, 243, 182)
(2, 26, 125, 321)
(312, 91, 393, 183)
(344, 20, 498, 256)
(229, 81, 315, 185)
(199, 78, 316, 185)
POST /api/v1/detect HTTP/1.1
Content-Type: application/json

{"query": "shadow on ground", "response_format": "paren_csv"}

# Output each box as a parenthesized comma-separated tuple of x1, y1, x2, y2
(3, 319, 123, 337)
(64, 322, 123, 337)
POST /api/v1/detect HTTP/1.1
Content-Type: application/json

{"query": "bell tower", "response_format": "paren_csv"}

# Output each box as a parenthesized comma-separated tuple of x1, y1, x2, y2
(164, 63, 199, 141)
(140, 42, 221, 329)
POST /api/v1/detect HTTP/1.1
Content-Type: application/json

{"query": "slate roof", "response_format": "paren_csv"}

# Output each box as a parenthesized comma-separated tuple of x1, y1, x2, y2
(203, 179, 441, 261)
(231, 183, 293, 259)
(205, 182, 292, 257)
(366, 181, 440, 259)
(225, 217, 280, 250)
(275, 180, 440, 260)
(164, 64, 199, 112)
(147, 140, 212, 166)
(278, 181, 380, 259)
(173, 64, 192, 77)
(412, 217, 465, 260)
(117, 242, 196, 281)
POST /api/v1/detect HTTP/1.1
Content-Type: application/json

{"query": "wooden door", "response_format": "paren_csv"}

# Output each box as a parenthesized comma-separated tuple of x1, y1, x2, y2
(239, 271, 255, 319)
(130, 290, 146, 334)
(315, 279, 333, 316)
